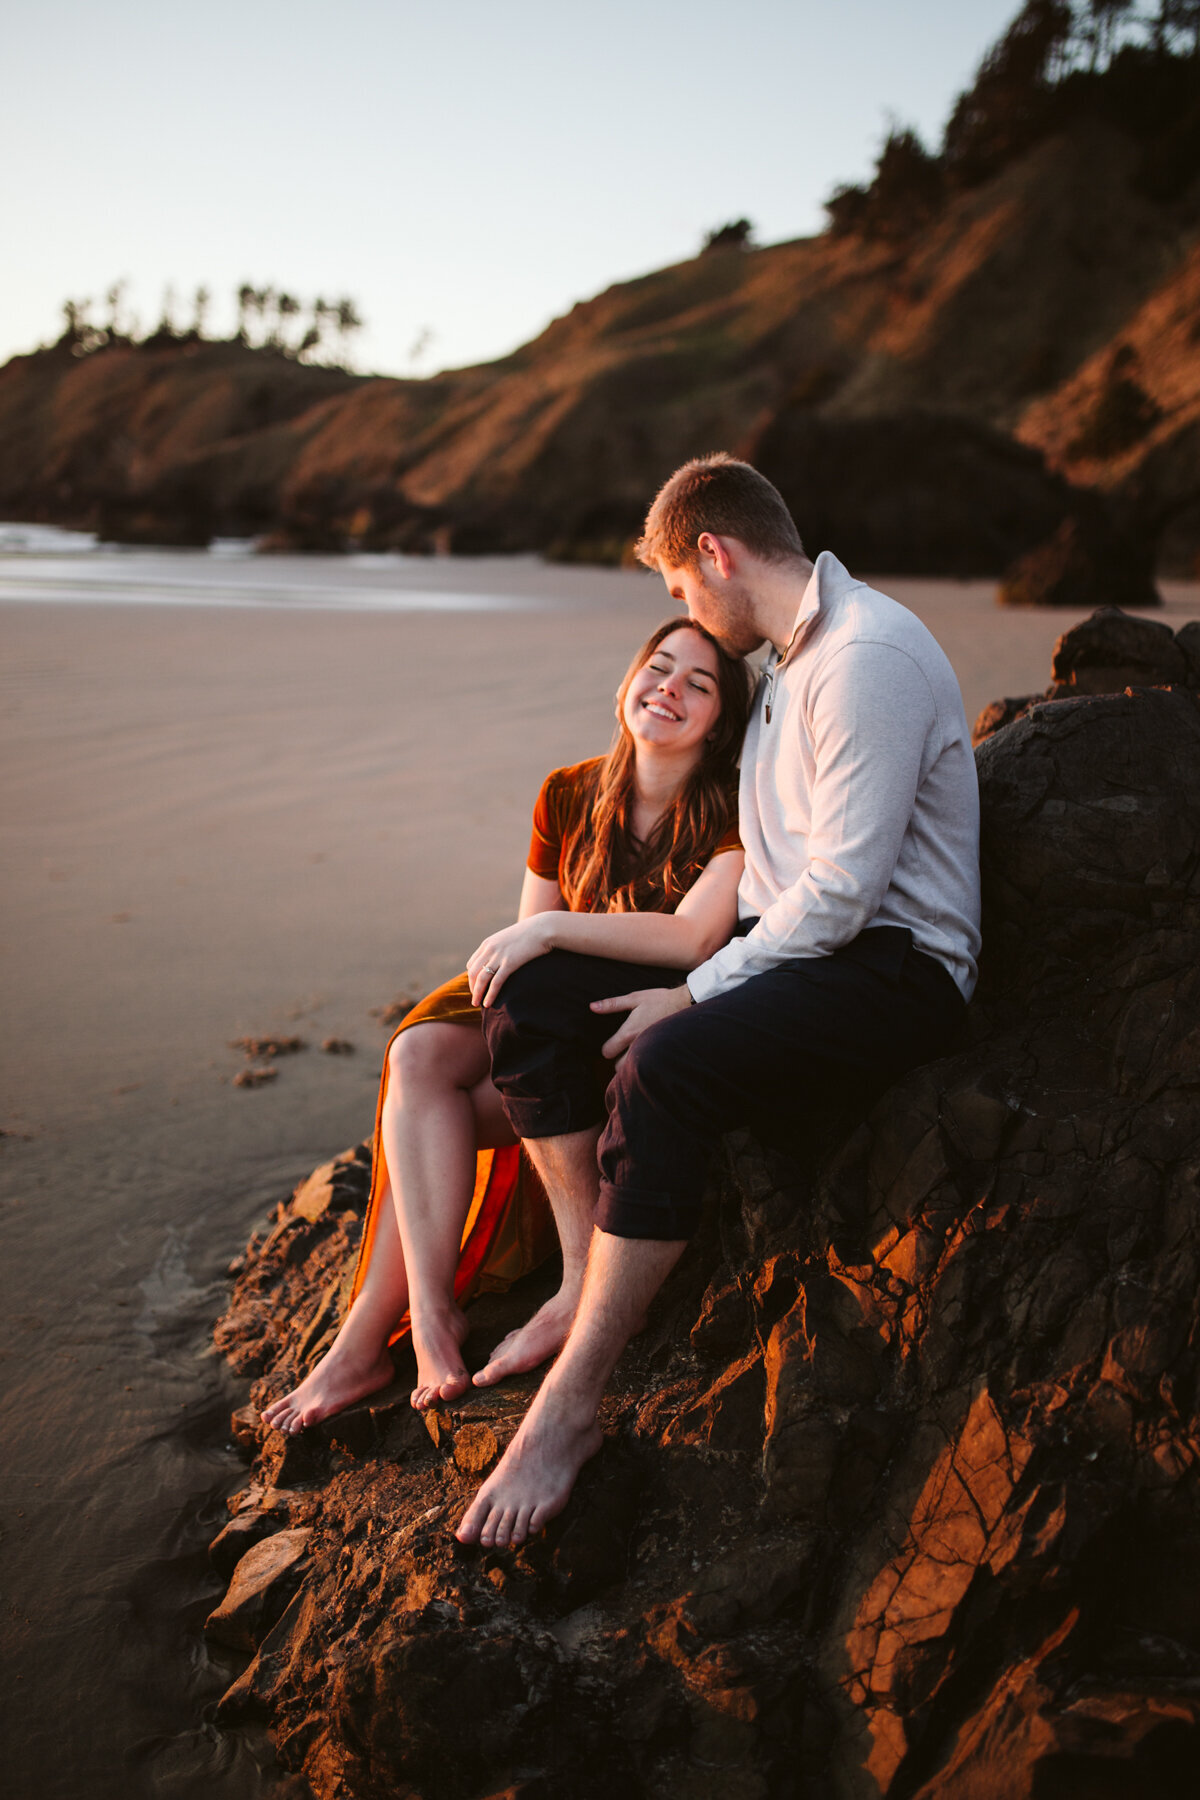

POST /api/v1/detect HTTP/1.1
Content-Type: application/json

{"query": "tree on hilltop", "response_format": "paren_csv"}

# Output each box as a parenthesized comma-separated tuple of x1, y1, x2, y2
(701, 218, 755, 253)
(333, 298, 364, 363)
(941, 0, 1074, 185)
(827, 126, 943, 238)
(826, 0, 1200, 237)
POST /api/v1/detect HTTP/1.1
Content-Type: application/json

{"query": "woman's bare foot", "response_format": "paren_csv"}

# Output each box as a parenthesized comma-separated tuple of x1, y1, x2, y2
(456, 1383, 603, 1548)
(410, 1305, 470, 1411)
(260, 1341, 396, 1436)
(471, 1289, 580, 1389)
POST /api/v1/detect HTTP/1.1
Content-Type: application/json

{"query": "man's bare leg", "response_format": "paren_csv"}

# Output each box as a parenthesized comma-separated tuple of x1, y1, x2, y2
(457, 1228, 686, 1547)
(472, 1127, 602, 1387)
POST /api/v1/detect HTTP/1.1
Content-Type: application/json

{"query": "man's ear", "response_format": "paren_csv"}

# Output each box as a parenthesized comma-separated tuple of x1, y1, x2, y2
(697, 532, 735, 580)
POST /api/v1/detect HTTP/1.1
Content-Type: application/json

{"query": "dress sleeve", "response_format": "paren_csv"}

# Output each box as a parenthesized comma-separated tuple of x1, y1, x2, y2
(526, 772, 566, 879)
(711, 820, 743, 855)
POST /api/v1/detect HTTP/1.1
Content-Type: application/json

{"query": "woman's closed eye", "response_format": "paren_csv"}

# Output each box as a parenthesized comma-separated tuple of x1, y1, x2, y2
(649, 660, 713, 695)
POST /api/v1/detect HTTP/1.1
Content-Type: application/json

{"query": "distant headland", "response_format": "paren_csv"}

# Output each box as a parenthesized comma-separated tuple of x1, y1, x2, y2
(2, 1, 1197, 592)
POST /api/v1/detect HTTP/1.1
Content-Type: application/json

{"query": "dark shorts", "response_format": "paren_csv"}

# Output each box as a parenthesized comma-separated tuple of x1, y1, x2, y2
(482, 925, 965, 1241)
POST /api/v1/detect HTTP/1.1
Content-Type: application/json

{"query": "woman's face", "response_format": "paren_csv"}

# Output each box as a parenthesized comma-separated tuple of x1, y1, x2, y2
(622, 627, 723, 757)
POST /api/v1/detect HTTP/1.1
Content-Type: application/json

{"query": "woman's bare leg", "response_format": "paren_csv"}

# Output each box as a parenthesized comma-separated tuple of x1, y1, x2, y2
(260, 1181, 407, 1433)
(261, 1021, 514, 1431)
(385, 1025, 514, 1409)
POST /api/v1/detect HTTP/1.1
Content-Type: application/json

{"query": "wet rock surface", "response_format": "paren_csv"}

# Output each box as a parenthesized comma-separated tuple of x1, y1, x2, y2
(210, 643, 1200, 1797)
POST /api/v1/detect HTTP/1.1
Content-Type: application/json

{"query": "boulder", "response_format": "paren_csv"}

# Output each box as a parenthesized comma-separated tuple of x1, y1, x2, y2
(972, 604, 1200, 744)
(204, 1527, 312, 1653)
(209, 643, 1200, 1797)
(208, 1507, 284, 1581)
(996, 514, 1161, 609)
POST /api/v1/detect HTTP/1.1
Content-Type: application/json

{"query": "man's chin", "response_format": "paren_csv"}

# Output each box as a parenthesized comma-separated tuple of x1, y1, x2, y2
(717, 628, 761, 658)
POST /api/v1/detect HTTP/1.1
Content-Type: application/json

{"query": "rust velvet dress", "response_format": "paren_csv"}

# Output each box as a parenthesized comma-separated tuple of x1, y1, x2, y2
(348, 758, 742, 1345)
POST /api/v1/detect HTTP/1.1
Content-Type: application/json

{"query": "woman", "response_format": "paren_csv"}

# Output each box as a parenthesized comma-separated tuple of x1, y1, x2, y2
(262, 619, 750, 1433)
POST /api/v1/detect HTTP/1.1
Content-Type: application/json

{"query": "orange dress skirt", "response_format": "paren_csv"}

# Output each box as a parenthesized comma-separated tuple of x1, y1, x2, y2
(347, 973, 558, 1347)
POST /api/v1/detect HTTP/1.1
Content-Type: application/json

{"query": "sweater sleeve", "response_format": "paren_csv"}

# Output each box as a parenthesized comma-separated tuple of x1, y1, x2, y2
(687, 641, 939, 1002)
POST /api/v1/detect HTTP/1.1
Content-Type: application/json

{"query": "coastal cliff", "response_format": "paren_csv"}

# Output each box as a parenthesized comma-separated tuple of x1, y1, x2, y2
(208, 611, 1200, 1797)
(3, 110, 1198, 578)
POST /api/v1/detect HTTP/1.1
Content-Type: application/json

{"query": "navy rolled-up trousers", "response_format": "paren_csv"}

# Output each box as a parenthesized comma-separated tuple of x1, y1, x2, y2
(482, 925, 965, 1241)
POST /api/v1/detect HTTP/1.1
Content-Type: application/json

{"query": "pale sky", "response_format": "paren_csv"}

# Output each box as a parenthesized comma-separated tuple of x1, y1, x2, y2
(3, 0, 1019, 377)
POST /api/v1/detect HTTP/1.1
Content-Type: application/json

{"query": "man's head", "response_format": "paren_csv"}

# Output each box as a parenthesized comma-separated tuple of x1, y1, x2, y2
(635, 454, 809, 654)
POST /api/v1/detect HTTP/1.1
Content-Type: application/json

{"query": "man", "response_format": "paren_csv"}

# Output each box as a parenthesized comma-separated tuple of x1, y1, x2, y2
(457, 453, 981, 1549)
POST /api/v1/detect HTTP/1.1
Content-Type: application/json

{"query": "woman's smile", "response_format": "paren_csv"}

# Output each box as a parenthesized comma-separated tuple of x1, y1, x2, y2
(623, 626, 722, 752)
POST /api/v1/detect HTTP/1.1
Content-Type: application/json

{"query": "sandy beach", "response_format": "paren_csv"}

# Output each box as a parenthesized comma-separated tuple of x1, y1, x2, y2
(2, 544, 1198, 1798)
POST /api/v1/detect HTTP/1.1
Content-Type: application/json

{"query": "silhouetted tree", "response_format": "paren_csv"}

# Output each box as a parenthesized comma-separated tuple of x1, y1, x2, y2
(61, 297, 90, 339)
(942, 0, 1074, 185)
(277, 291, 300, 348)
(258, 286, 279, 348)
(156, 283, 180, 336)
(235, 282, 255, 343)
(1158, 0, 1200, 52)
(192, 284, 211, 338)
(334, 297, 364, 363)
(701, 218, 754, 253)
(827, 124, 943, 237)
(104, 281, 127, 339)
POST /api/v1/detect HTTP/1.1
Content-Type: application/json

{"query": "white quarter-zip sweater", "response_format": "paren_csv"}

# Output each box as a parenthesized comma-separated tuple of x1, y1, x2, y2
(687, 551, 982, 1005)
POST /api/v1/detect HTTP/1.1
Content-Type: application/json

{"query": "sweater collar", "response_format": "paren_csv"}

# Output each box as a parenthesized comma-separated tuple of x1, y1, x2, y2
(773, 550, 860, 671)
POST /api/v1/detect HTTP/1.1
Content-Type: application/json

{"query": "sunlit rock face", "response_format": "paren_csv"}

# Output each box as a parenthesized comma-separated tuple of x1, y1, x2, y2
(210, 666, 1200, 1797)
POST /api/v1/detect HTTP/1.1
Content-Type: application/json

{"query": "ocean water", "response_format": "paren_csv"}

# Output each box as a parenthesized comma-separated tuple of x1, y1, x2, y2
(0, 524, 550, 614)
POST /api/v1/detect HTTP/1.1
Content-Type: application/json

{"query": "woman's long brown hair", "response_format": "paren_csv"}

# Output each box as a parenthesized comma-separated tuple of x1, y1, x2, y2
(558, 618, 752, 915)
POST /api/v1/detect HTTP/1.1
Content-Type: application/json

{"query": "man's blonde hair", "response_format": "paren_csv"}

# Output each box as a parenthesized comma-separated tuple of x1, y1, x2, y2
(635, 453, 806, 571)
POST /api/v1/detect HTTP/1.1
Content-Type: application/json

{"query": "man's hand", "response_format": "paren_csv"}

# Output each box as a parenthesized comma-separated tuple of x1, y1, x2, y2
(590, 983, 692, 1059)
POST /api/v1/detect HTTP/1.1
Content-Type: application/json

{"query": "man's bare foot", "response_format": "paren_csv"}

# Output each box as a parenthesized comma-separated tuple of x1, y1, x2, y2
(410, 1305, 470, 1411)
(455, 1386, 603, 1548)
(260, 1342, 395, 1436)
(471, 1290, 580, 1389)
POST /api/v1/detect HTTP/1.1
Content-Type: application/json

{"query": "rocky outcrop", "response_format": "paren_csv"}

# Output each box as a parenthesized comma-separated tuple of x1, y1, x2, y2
(208, 626, 1200, 1798)
(972, 604, 1200, 743)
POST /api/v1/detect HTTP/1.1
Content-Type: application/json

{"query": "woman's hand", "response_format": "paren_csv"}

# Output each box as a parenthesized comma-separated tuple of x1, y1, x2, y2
(467, 915, 557, 1008)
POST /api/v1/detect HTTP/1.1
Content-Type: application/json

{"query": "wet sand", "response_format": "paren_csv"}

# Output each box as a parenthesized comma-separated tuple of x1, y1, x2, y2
(1, 552, 1196, 1797)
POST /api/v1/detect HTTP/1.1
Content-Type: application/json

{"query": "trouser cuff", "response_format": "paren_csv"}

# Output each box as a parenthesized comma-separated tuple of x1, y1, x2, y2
(500, 1086, 608, 1140)
(595, 1184, 699, 1241)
